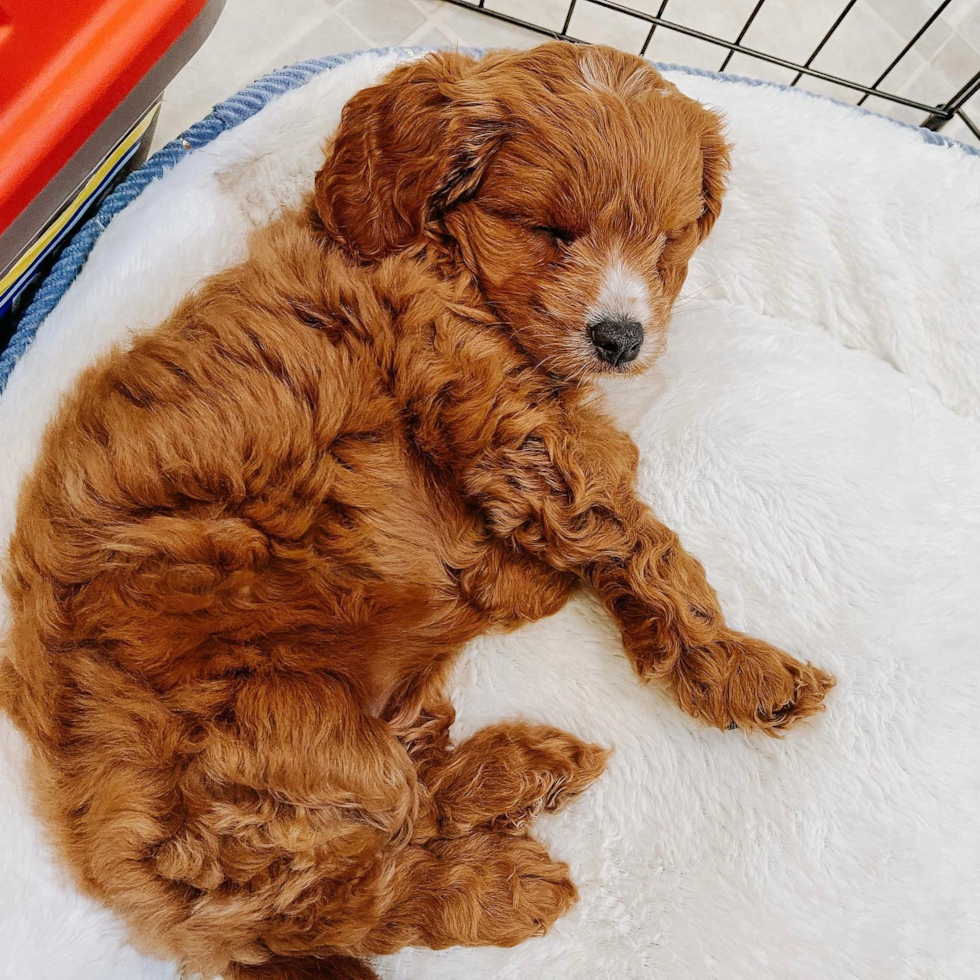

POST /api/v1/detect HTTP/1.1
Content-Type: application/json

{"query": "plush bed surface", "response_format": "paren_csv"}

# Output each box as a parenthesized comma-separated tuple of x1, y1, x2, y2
(2, 49, 979, 980)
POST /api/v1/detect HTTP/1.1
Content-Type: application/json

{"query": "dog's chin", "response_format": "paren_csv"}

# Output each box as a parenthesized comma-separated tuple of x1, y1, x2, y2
(587, 349, 661, 379)
(603, 359, 649, 377)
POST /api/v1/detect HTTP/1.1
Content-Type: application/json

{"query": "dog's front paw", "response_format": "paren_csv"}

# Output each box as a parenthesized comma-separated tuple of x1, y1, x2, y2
(673, 633, 835, 735)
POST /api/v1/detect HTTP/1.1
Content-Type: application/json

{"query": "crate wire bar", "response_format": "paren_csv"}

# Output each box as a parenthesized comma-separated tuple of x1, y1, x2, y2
(441, 0, 980, 139)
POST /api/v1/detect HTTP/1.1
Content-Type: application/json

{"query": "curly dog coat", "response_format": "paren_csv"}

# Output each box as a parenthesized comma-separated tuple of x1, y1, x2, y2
(0, 44, 833, 980)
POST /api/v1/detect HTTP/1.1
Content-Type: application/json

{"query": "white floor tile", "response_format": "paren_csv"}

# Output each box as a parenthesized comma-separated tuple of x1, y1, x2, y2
(336, 0, 426, 46)
(441, 6, 543, 47)
(409, 0, 446, 14)
(567, 1, 649, 52)
(273, 12, 371, 67)
(155, 0, 339, 147)
(485, 0, 572, 34)
(866, 0, 954, 62)
(661, 0, 766, 43)
(406, 25, 460, 48)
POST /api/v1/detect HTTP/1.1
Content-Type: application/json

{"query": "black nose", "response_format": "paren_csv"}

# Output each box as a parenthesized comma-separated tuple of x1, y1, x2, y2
(590, 318, 644, 366)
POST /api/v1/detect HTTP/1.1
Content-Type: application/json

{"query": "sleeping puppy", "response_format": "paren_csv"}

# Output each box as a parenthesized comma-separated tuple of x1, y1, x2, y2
(1, 43, 833, 980)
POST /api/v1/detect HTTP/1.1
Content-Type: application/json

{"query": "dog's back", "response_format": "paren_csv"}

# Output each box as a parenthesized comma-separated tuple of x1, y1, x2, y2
(0, 206, 471, 970)
(1, 184, 603, 977)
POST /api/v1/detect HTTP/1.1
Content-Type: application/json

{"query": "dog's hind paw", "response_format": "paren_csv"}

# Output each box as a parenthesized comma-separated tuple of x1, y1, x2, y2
(426, 721, 610, 837)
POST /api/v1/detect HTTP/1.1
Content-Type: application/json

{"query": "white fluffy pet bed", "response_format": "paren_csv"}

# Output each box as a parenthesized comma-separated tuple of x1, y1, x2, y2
(2, 48, 980, 980)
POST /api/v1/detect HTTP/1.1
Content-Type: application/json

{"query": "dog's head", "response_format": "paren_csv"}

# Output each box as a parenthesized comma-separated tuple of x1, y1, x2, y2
(316, 43, 730, 378)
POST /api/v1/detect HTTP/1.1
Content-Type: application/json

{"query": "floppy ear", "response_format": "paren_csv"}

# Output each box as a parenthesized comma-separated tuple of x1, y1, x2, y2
(697, 112, 731, 242)
(315, 52, 507, 261)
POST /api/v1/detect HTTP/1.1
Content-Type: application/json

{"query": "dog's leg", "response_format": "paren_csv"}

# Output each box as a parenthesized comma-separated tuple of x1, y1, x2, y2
(386, 699, 607, 839)
(460, 399, 834, 734)
(355, 830, 578, 954)
(426, 721, 609, 837)
(583, 519, 835, 733)
(31, 665, 435, 977)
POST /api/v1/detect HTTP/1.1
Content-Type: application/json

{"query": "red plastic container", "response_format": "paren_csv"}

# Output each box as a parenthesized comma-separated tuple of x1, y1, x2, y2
(0, 0, 225, 338)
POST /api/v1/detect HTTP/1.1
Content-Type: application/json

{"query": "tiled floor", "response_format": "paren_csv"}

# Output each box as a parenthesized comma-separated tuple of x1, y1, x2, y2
(153, 0, 980, 151)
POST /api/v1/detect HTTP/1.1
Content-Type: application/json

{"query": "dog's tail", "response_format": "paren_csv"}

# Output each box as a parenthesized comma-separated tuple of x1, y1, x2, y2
(227, 954, 378, 980)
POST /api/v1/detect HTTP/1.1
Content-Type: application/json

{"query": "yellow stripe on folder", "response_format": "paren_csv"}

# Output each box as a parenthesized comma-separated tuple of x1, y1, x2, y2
(0, 104, 160, 298)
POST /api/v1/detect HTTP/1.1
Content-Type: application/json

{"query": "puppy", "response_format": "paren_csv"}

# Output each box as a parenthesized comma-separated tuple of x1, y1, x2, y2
(1, 44, 833, 980)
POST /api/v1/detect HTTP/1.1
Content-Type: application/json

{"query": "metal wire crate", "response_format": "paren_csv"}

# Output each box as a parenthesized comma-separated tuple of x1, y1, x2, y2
(441, 0, 980, 139)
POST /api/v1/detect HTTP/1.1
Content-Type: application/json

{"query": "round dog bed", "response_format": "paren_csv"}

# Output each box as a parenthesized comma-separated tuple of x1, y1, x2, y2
(2, 48, 980, 980)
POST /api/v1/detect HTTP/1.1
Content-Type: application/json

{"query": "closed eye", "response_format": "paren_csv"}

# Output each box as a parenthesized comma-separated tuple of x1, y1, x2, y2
(532, 225, 576, 245)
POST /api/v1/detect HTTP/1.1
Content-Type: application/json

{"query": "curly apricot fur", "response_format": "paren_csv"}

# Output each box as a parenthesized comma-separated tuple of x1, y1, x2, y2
(1, 44, 832, 980)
